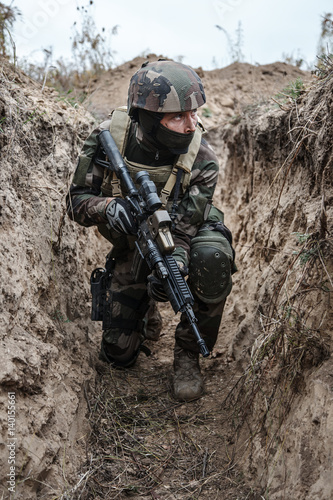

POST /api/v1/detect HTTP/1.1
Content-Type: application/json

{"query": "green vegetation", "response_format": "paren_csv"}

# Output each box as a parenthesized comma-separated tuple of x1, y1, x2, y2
(52, 309, 71, 323)
(202, 107, 213, 118)
(0, 116, 6, 133)
(314, 52, 333, 80)
(275, 77, 305, 102)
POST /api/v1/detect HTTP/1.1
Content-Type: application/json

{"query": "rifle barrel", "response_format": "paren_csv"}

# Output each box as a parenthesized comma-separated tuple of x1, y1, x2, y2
(99, 130, 139, 199)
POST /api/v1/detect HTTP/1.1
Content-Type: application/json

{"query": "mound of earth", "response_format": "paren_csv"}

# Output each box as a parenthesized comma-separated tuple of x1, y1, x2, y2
(0, 52, 332, 500)
(83, 53, 309, 129)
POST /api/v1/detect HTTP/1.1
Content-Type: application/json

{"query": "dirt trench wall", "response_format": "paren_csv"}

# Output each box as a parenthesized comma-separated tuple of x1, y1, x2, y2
(0, 60, 108, 499)
(207, 74, 333, 499)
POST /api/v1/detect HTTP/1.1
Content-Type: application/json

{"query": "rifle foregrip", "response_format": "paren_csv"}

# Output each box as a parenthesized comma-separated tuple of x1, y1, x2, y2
(164, 255, 193, 304)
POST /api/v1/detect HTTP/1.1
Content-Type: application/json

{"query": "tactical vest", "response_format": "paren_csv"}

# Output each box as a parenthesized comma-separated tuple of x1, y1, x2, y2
(100, 107, 204, 209)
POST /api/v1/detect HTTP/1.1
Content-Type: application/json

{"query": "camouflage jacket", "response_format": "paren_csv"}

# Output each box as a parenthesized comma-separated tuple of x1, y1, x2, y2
(66, 119, 220, 264)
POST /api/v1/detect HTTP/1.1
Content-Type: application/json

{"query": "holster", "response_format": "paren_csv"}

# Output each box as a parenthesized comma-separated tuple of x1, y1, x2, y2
(90, 257, 115, 326)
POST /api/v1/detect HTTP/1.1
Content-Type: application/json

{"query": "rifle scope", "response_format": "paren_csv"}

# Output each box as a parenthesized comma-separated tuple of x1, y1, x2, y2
(135, 171, 162, 213)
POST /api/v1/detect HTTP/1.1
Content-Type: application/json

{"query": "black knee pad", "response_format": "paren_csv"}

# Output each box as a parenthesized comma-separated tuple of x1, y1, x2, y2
(189, 229, 233, 304)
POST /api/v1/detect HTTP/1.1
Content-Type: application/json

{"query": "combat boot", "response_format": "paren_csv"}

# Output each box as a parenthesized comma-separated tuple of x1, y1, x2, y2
(173, 345, 204, 401)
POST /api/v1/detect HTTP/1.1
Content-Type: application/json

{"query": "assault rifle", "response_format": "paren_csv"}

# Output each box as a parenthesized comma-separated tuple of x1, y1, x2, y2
(97, 129, 209, 357)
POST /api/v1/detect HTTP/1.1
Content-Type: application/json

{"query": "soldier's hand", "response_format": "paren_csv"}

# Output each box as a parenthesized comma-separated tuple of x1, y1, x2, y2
(174, 260, 188, 277)
(147, 260, 187, 303)
(147, 273, 168, 302)
(106, 198, 137, 235)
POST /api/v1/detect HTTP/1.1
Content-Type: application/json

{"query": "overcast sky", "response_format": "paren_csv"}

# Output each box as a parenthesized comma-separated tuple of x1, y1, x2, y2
(9, 0, 332, 71)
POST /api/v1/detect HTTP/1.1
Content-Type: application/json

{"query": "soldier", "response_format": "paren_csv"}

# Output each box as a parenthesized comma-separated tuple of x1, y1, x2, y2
(66, 59, 236, 401)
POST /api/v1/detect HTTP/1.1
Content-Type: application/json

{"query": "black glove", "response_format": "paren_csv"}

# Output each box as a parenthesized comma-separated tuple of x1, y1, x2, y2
(147, 273, 168, 302)
(147, 261, 188, 303)
(106, 198, 137, 235)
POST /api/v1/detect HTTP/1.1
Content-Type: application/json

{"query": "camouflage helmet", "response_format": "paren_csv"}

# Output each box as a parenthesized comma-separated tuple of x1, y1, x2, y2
(127, 59, 206, 116)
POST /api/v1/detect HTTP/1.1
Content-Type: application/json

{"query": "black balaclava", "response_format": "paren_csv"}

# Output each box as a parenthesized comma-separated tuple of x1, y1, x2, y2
(137, 109, 195, 156)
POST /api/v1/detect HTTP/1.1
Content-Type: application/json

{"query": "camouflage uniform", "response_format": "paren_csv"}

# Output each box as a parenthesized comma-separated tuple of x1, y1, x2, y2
(66, 60, 235, 368)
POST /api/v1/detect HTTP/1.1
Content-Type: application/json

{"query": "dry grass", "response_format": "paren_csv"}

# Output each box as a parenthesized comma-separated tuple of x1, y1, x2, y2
(314, 53, 333, 81)
(64, 363, 261, 500)
(232, 231, 330, 420)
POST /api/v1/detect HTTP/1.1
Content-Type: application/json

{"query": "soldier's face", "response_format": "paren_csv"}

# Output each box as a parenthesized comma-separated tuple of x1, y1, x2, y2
(160, 110, 198, 134)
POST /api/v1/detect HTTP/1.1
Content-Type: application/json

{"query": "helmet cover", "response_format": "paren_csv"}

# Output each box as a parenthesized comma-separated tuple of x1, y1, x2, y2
(128, 59, 206, 115)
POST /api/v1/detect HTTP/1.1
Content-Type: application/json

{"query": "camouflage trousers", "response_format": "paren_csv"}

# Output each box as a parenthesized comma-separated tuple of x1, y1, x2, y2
(100, 249, 227, 367)
(99, 251, 160, 367)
